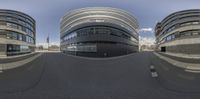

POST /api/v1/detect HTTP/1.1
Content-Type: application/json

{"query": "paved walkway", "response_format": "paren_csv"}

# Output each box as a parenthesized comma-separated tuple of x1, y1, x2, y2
(0, 53, 42, 71)
(162, 52, 200, 59)
(154, 52, 200, 73)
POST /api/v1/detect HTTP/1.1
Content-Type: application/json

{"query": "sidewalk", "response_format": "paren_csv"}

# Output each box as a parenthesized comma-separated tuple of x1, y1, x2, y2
(159, 52, 200, 64)
(0, 52, 39, 59)
(0, 52, 38, 63)
(0, 53, 42, 71)
(162, 52, 200, 59)
(154, 52, 200, 73)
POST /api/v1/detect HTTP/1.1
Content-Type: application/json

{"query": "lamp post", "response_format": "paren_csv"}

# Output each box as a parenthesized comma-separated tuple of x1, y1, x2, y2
(47, 34, 49, 51)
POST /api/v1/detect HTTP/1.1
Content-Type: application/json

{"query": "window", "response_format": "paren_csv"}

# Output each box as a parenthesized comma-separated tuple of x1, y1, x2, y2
(22, 27, 26, 32)
(6, 17, 12, 21)
(192, 21, 199, 24)
(18, 34, 22, 41)
(19, 20, 26, 25)
(166, 35, 172, 41)
(7, 44, 20, 52)
(7, 33, 12, 39)
(26, 36, 29, 43)
(66, 44, 97, 52)
(0, 30, 6, 38)
(20, 45, 30, 52)
(171, 34, 175, 39)
(18, 25, 22, 30)
(121, 34, 129, 39)
(180, 21, 200, 26)
(95, 27, 110, 34)
(12, 32, 18, 40)
(185, 32, 192, 36)
(22, 35, 26, 41)
(192, 32, 199, 35)
(175, 32, 180, 38)
(11, 23, 18, 29)
(6, 23, 12, 27)
(18, 15, 26, 21)
(167, 26, 175, 32)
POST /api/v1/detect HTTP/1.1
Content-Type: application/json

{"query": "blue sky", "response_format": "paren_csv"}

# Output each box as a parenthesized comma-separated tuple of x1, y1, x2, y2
(1, 0, 200, 45)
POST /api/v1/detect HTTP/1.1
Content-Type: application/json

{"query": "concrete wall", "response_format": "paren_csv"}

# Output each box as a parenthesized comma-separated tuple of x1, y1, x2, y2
(166, 44, 200, 54)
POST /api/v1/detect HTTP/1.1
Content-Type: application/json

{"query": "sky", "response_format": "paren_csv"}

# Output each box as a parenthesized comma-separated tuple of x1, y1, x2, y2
(1, 0, 200, 46)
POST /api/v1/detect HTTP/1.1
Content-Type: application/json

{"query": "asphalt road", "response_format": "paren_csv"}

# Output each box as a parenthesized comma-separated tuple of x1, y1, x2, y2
(0, 52, 200, 99)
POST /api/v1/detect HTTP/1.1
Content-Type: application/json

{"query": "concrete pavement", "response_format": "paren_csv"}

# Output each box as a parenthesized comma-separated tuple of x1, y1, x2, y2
(0, 52, 200, 99)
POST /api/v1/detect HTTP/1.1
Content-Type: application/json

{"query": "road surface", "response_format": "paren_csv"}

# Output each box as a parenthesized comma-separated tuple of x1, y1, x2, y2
(0, 52, 200, 99)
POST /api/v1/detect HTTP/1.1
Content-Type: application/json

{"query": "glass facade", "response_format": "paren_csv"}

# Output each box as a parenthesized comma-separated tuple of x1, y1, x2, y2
(61, 26, 137, 44)
(64, 43, 97, 52)
(0, 9, 36, 56)
(61, 26, 138, 53)
(0, 30, 34, 44)
(158, 29, 200, 44)
(0, 21, 34, 37)
(60, 7, 139, 57)
(7, 44, 31, 56)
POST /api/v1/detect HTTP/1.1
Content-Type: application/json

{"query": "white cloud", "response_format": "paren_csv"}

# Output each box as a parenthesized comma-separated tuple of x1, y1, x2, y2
(139, 36, 155, 46)
(139, 28, 153, 33)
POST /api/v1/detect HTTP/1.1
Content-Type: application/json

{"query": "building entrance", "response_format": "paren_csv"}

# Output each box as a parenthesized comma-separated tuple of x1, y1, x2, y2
(161, 46, 166, 52)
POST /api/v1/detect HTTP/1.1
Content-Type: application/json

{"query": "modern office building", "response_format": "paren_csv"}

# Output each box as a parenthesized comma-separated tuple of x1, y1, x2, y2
(0, 9, 36, 56)
(155, 9, 200, 54)
(60, 7, 139, 57)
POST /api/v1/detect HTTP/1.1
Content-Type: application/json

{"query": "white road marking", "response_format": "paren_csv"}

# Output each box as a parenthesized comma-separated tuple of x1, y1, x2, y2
(151, 72, 158, 77)
(150, 65, 158, 78)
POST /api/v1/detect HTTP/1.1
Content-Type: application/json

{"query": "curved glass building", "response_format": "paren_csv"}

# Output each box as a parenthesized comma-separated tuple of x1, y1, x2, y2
(60, 7, 139, 57)
(0, 9, 36, 56)
(155, 9, 200, 54)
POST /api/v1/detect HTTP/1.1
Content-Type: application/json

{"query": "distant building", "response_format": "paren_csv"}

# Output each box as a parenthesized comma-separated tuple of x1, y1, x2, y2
(0, 9, 36, 56)
(139, 44, 156, 52)
(60, 7, 139, 57)
(139, 37, 155, 52)
(155, 9, 200, 54)
(36, 45, 44, 50)
(49, 45, 60, 51)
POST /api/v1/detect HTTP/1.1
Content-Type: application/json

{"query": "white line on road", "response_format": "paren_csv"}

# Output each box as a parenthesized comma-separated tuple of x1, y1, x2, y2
(151, 72, 158, 78)
(150, 65, 158, 78)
